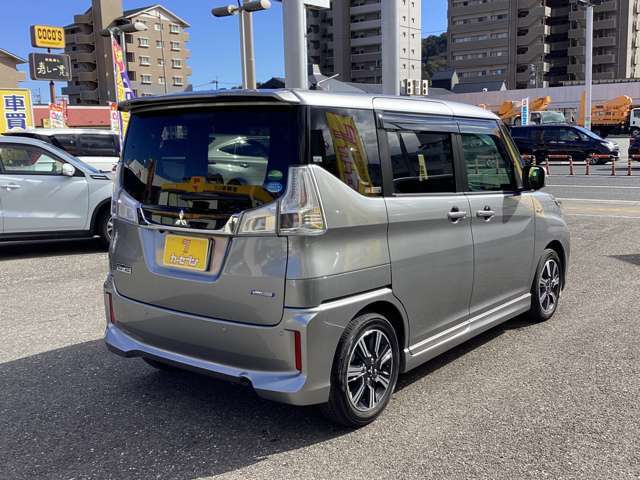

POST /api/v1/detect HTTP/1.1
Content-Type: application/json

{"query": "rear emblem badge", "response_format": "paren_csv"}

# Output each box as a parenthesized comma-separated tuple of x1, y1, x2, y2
(175, 210, 189, 227)
(116, 264, 132, 274)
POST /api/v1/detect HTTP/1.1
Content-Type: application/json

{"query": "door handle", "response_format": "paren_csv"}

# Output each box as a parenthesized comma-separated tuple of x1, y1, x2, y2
(447, 207, 468, 222)
(0, 183, 21, 190)
(476, 206, 496, 220)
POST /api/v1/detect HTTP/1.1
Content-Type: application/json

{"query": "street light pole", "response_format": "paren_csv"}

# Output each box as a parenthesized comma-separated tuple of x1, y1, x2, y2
(282, 0, 308, 89)
(382, 0, 400, 95)
(213, 1, 271, 90)
(585, 4, 594, 130)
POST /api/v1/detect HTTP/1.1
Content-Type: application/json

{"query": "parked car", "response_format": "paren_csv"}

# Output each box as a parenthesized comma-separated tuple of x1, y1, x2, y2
(510, 124, 619, 165)
(104, 90, 570, 427)
(0, 136, 113, 246)
(3, 128, 120, 172)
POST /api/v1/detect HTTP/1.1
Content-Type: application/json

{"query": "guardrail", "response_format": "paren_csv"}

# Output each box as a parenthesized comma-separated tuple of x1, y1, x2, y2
(521, 154, 633, 176)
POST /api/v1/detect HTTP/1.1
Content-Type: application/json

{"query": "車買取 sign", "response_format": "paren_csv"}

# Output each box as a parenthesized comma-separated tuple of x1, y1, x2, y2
(0, 89, 34, 133)
(29, 53, 72, 81)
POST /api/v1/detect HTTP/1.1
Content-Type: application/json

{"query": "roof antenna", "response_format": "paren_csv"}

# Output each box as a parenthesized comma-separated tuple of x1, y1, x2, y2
(311, 73, 340, 90)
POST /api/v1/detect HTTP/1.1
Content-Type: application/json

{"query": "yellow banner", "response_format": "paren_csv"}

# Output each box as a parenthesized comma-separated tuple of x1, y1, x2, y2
(325, 112, 373, 195)
(0, 89, 34, 134)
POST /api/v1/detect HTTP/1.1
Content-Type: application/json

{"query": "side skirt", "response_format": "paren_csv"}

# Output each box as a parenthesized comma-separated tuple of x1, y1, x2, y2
(402, 293, 532, 373)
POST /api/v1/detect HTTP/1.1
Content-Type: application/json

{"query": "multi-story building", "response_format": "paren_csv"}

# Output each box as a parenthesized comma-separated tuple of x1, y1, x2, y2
(63, 0, 191, 105)
(447, 0, 640, 90)
(0, 49, 27, 89)
(307, 0, 422, 92)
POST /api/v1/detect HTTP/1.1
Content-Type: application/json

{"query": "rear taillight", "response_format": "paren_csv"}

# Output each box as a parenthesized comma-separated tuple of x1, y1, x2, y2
(111, 188, 139, 224)
(278, 166, 326, 235)
(106, 292, 116, 325)
(237, 166, 326, 236)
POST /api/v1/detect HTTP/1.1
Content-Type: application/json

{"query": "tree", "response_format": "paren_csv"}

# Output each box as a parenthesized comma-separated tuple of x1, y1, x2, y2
(422, 33, 447, 81)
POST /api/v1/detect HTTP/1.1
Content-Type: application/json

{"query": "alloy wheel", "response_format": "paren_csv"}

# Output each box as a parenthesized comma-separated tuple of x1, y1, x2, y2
(346, 328, 393, 412)
(539, 259, 561, 314)
(106, 216, 114, 242)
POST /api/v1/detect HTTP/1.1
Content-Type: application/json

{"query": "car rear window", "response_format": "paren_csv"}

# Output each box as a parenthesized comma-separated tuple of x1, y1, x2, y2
(121, 106, 302, 230)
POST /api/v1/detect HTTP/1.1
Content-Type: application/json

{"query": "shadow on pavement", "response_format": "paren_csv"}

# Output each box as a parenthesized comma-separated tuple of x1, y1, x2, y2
(0, 340, 345, 480)
(0, 238, 106, 261)
(397, 313, 535, 391)
(609, 254, 640, 266)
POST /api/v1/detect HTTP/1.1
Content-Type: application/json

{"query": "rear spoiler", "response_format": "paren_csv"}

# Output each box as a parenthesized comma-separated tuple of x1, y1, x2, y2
(119, 89, 301, 112)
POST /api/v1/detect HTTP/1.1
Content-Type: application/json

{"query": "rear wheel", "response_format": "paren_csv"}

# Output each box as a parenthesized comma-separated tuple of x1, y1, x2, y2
(631, 127, 640, 137)
(321, 313, 400, 428)
(528, 249, 562, 322)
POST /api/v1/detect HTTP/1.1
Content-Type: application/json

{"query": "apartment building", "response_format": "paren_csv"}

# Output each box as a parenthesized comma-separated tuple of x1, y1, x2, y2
(307, 0, 422, 92)
(447, 0, 640, 90)
(63, 0, 191, 105)
(0, 49, 27, 89)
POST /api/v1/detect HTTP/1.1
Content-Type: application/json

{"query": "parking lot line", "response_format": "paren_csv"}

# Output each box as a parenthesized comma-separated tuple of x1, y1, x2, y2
(567, 213, 640, 219)
(557, 198, 640, 205)
(548, 184, 640, 189)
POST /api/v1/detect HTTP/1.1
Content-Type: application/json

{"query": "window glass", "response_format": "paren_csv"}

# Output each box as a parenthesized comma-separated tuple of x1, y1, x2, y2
(122, 106, 301, 231)
(0, 146, 64, 175)
(544, 128, 580, 142)
(50, 134, 120, 157)
(388, 131, 455, 194)
(310, 107, 382, 196)
(461, 133, 516, 192)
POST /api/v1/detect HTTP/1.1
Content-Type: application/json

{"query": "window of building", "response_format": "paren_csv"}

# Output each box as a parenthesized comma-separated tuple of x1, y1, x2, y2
(158, 76, 165, 85)
(170, 41, 180, 51)
(309, 107, 382, 197)
(141, 74, 152, 84)
(139, 56, 150, 66)
(170, 24, 180, 34)
(138, 37, 149, 47)
(171, 58, 182, 69)
(156, 40, 163, 48)
(172, 76, 183, 86)
(157, 58, 164, 66)
(154, 23, 162, 31)
(387, 131, 456, 194)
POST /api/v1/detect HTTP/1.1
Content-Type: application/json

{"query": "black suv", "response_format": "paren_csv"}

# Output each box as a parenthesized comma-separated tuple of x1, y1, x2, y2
(510, 124, 620, 165)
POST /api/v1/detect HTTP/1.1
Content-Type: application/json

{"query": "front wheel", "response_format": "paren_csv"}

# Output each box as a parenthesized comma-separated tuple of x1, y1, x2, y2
(528, 249, 562, 322)
(321, 313, 400, 428)
(97, 209, 113, 248)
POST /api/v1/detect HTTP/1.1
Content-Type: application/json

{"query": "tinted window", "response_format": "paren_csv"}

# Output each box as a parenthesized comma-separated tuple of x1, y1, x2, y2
(461, 133, 517, 192)
(0, 145, 64, 175)
(544, 127, 580, 142)
(122, 106, 301, 230)
(50, 133, 120, 157)
(310, 107, 382, 196)
(388, 131, 455, 194)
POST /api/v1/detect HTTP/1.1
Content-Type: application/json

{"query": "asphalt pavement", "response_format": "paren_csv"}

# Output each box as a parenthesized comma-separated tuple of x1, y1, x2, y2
(1, 208, 639, 479)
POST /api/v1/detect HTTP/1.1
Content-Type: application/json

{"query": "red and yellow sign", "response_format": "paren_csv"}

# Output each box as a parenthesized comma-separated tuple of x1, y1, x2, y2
(325, 112, 374, 195)
(163, 235, 210, 272)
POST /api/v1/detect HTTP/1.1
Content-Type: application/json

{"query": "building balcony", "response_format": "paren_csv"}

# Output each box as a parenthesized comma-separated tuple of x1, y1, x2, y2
(350, 19, 381, 32)
(567, 64, 585, 75)
(73, 12, 92, 25)
(593, 36, 617, 48)
(349, 3, 381, 16)
(449, 0, 508, 16)
(69, 51, 96, 63)
(351, 52, 381, 63)
(593, 53, 617, 65)
(66, 32, 94, 45)
(351, 35, 382, 47)
(76, 71, 97, 82)
(450, 19, 508, 35)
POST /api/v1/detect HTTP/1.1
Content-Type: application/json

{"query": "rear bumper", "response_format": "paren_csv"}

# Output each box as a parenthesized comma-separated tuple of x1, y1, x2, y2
(104, 275, 401, 406)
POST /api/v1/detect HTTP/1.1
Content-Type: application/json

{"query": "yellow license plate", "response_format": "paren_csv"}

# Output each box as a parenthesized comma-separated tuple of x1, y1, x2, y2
(162, 235, 211, 272)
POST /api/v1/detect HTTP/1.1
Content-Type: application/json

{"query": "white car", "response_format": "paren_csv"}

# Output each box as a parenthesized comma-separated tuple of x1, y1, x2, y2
(3, 128, 120, 172)
(0, 136, 113, 246)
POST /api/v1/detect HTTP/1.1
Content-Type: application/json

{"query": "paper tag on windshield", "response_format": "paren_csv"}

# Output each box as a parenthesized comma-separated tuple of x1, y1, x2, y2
(418, 154, 428, 182)
(312, 156, 323, 163)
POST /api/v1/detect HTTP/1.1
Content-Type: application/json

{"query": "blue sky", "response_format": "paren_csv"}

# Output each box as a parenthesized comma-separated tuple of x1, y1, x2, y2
(3, 0, 447, 101)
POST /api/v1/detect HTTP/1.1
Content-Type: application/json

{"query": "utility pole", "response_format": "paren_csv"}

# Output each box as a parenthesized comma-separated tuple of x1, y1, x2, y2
(282, 0, 308, 89)
(382, 0, 400, 95)
(584, 4, 593, 130)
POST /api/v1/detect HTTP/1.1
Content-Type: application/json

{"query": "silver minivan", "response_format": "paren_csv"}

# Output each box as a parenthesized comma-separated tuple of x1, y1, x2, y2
(104, 90, 570, 427)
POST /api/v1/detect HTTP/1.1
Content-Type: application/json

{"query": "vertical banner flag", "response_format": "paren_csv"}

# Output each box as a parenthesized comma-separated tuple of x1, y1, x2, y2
(111, 34, 136, 142)
(521, 97, 530, 126)
(0, 89, 34, 133)
(48, 103, 65, 128)
(109, 102, 120, 134)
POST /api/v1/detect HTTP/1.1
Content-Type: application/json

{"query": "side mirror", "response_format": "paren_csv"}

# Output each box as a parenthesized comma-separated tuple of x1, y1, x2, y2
(524, 165, 545, 191)
(62, 163, 76, 177)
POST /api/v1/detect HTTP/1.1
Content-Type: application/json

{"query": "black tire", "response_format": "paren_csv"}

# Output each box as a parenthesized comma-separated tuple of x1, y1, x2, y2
(631, 128, 640, 137)
(321, 313, 400, 428)
(96, 208, 113, 249)
(143, 357, 180, 372)
(528, 249, 563, 323)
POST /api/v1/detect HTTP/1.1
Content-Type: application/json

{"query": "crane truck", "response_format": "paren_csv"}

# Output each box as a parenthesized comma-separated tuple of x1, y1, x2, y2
(579, 94, 640, 137)
(496, 96, 566, 126)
